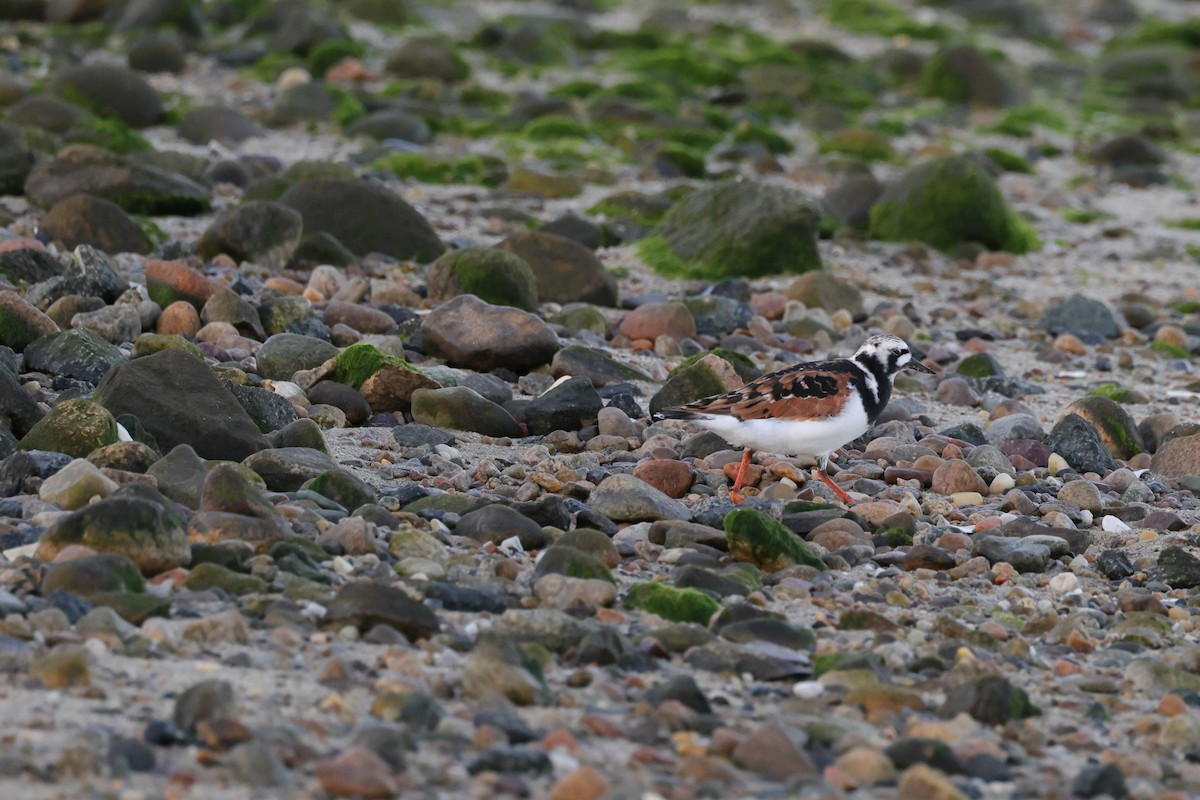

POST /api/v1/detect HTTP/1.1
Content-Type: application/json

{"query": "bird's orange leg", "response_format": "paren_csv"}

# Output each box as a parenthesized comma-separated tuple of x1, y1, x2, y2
(814, 468, 855, 505)
(730, 448, 752, 504)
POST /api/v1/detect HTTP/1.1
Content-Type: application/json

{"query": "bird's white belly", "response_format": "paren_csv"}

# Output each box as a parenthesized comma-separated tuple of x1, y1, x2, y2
(691, 395, 870, 458)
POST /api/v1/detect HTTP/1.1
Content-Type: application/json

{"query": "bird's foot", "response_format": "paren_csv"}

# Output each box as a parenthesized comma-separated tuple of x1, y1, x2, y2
(730, 489, 745, 505)
(814, 469, 856, 506)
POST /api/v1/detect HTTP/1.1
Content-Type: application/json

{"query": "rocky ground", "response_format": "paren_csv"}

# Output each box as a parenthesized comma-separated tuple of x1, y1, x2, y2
(3, 0, 1200, 798)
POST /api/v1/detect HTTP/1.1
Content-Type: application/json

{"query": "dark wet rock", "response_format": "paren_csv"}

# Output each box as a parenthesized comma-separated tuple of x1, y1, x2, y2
(279, 178, 444, 261)
(24, 147, 209, 215)
(869, 155, 1038, 253)
(957, 352, 1004, 379)
(146, 444, 207, 508)
(1091, 134, 1165, 168)
(1046, 414, 1117, 475)
(422, 582, 507, 614)
(1041, 293, 1123, 339)
(421, 294, 559, 372)
(1060, 396, 1143, 460)
(0, 365, 44, 438)
(18, 398, 118, 458)
(973, 535, 1050, 572)
(202, 286, 265, 339)
(1157, 547, 1200, 590)
(524, 377, 602, 435)
(920, 43, 1024, 107)
(589, 473, 690, 522)
(345, 109, 431, 143)
(392, 423, 455, 448)
(305, 469, 375, 512)
(427, 246, 538, 311)
(41, 553, 145, 597)
(730, 724, 817, 778)
(256, 333, 339, 382)
(195, 201, 302, 269)
(95, 348, 270, 461)
(172, 679, 236, 737)
(640, 180, 821, 280)
(987, 415, 1045, 445)
(178, 106, 264, 146)
(323, 580, 440, 640)
(46, 64, 164, 128)
(885, 738, 963, 773)
(307, 381, 371, 425)
(644, 674, 713, 715)
(385, 35, 470, 82)
(680, 295, 754, 337)
(0, 244, 64, 285)
(36, 495, 189, 574)
(269, 82, 335, 125)
(126, 33, 188, 74)
(466, 747, 551, 777)
(457, 504, 550, 550)
(1071, 763, 1128, 800)
(269, 418, 331, 453)
(224, 382, 298, 434)
(673, 565, 748, 598)
(242, 447, 337, 492)
(186, 563, 268, 595)
(550, 345, 651, 387)
(6, 95, 85, 133)
(940, 674, 1038, 725)
(410, 386, 522, 438)
(496, 229, 618, 307)
(1096, 549, 1135, 580)
(998, 517, 1090, 554)
(533, 545, 613, 583)
(40, 194, 151, 255)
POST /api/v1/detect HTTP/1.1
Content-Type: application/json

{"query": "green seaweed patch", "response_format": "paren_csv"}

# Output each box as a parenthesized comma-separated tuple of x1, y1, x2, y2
(548, 79, 602, 100)
(1151, 339, 1191, 359)
(333, 343, 425, 389)
(371, 152, 507, 186)
(1188, 244, 1200, 262)
(882, 528, 913, 547)
(589, 80, 680, 115)
(1128, 18, 1200, 48)
(820, 128, 895, 161)
(826, 0, 951, 40)
(812, 651, 869, 676)
(1062, 209, 1113, 224)
(1175, 300, 1200, 314)
(309, 40, 366, 78)
(654, 144, 707, 178)
(614, 44, 738, 91)
(522, 115, 594, 141)
(983, 147, 1034, 174)
(68, 116, 152, 154)
(725, 508, 826, 572)
(1090, 382, 1131, 402)
(247, 51, 303, 83)
(329, 86, 366, 127)
(457, 83, 511, 112)
(110, 190, 209, 216)
(624, 581, 719, 625)
(986, 104, 1069, 137)
(732, 121, 792, 154)
(1165, 217, 1200, 231)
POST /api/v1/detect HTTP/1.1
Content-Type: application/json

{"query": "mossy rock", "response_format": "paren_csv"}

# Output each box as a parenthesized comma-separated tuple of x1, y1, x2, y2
(90, 591, 171, 625)
(370, 152, 507, 186)
(533, 545, 615, 584)
(868, 155, 1040, 254)
(589, 190, 677, 229)
(650, 353, 745, 415)
(639, 180, 822, 280)
(131, 333, 204, 360)
(669, 348, 762, 383)
(820, 128, 895, 161)
(724, 508, 826, 572)
(18, 398, 118, 457)
(956, 352, 1004, 379)
(333, 342, 426, 390)
(919, 44, 1024, 107)
(624, 581, 720, 625)
(303, 468, 376, 512)
(427, 247, 538, 311)
(184, 562, 269, 596)
(1061, 395, 1144, 460)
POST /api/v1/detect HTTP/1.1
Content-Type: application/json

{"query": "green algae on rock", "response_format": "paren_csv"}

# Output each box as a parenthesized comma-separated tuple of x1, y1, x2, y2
(639, 180, 822, 280)
(868, 155, 1040, 253)
(18, 398, 119, 458)
(725, 508, 826, 572)
(624, 581, 719, 625)
(332, 343, 427, 389)
(427, 247, 538, 311)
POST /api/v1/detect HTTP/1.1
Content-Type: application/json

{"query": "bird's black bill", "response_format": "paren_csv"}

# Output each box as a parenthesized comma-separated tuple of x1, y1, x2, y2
(906, 360, 935, 373)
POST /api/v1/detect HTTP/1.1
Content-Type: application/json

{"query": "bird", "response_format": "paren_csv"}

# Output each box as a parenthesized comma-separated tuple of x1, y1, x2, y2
(658, 334, 934, 504)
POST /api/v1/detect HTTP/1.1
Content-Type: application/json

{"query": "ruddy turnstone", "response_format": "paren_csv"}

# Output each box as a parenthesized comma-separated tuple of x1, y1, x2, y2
(659, 334, 934, 504)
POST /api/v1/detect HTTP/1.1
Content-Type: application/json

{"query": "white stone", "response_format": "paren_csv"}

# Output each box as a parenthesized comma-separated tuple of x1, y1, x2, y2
(1049, 572, 1081, 594)
(1047, 453, 1069, 475)
(792, 680, 824, 699)
(1102, 515, 1131, 533)
(38, 458, 119, 510)
(989, 473, 1015, 495)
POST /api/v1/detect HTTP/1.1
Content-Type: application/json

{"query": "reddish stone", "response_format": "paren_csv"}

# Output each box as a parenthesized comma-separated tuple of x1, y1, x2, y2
(999, 439, 1050, 468)
(323, 300, 397, 335)
(549, 766, 609, 800)
(145, 259, 215, 310)
(618, 301, 696, 342)
(633, 459, 695, 498)
(313, 747, 398, 799)
(749, 291, 787, 320)
(157, 300, 202, 336)
(900, 544, 956, 571)
(930, 459, 988, 495)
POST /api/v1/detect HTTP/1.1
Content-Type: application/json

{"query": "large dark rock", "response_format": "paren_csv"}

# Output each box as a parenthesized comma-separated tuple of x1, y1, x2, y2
(524, 377, 603, 435)
(421, 294, 559, 372)
(24, 147, 209, 215)
(279, 178, 444, 261)
(23, 328, 127, 384)
(323, 580, 440, 640)
(195, 201, 302, 269)
(1046, 414, 1117, 475)
(496, 230, 618, 306)
(45, 64, 164, 128)
(40, 194, 151, 255)
(427, 247, 538, 311)
(36, 495, 190, 575)
(94, 348, 269, 461)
